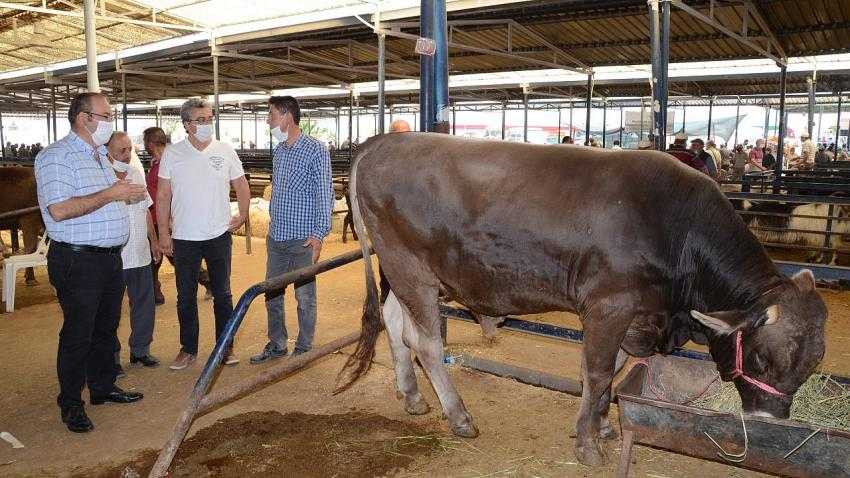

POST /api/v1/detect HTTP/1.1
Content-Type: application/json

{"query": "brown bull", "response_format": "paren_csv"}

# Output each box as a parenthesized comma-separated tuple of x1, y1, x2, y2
(336, 133, 827, 466)
(1, 167, 44, 285)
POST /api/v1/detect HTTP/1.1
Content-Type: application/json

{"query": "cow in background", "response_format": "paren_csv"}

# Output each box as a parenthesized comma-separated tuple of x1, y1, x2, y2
(0, 167, 44, 285)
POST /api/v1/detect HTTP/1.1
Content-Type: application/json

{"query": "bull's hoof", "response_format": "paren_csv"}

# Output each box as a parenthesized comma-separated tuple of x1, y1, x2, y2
(404, 396, 431, 416)
(25, 279, 39, 286)
(575, 442, 606, 466)
(450, 417, 479, 438)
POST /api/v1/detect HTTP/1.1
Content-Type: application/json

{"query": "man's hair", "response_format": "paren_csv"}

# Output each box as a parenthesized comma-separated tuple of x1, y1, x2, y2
(269, 96, 301, 124)
(561, 136, 572, 144)
(67, 92, 108, 124)
(690, 138, 704, 146)
(143, 127, 169, 148)
(106, 131, 129, 146)
(613, 140, 620, 146)
(180, 98, 211, 123)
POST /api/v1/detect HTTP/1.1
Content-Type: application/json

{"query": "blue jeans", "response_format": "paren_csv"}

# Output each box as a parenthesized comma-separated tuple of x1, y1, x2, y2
(264, 238, 316, 352)
(173, 232, 233, 356)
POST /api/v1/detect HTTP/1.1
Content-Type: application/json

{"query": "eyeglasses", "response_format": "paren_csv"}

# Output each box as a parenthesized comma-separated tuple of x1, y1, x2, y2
(186, 116, 215, 125)
(85, 111, 115, 122)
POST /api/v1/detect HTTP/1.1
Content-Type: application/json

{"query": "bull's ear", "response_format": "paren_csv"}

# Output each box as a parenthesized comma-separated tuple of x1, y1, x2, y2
(690, 309, 748, 334)
(792, 269, 816, 293)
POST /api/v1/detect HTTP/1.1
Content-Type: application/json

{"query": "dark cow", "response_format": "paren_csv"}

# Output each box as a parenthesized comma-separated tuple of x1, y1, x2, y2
(0, 167, 44, 285)
(336, 133, 827, 466)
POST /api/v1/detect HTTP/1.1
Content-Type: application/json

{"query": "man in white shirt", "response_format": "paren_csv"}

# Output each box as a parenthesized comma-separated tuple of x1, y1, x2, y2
(157, 99, 250, 370)
(106, 132, 161, 369)
(793, 132, 816, 170)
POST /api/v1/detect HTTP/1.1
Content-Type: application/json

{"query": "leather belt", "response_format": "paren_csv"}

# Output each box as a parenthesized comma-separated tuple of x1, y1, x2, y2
(53, 241, 122, 255)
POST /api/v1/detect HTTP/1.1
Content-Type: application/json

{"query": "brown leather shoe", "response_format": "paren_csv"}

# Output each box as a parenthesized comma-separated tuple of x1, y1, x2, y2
(169, 351, 196, 370)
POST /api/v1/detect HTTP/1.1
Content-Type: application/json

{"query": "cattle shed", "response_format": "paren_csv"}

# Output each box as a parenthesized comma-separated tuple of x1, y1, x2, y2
(3, 1, 850, 478)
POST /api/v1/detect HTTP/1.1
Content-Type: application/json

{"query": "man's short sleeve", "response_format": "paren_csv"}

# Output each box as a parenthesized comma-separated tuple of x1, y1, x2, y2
(228, 147, 245, 180)
(158, 147, 173, 180)
(35, 147, 75, 208)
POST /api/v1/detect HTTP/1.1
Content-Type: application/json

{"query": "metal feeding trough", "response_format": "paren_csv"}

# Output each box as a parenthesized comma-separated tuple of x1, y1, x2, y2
(615, 355, 850, 478)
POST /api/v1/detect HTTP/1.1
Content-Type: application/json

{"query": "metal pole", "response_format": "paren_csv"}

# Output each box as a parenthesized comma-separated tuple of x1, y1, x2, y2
(51, 86, 57, 142)
(377, 31, 386, 135)
(122, 73, 128, 131)
(836, 91, 843, 149)
(500, 102, 506, 140)
(0, 109, 5, 158)
(432, 0, 450, 133)
(775, 64, 788, 185)
(239, 104, 244, 150)
(335, 107, 340, 147)
(817, 106, 823, 142)
(807, 75, 816, 139)
(763, 104, 770, 141)
(569, 100, 574, 140)
(451, 105, 456, 135)
(253, 111, 258, 149)
(523, 91, 529, 143)
(602, 99, 607, 147)
(649, 0, 669, 150)
(348, 91, 354, 146)
(557, 105, 561, 141)
(707, 97, 713, 140)
(585, 74, 592, 145)
(640, 99, 645, 140)
(681, 102, 686, 135)
(733, 100, 741, 146)
(83, 0, 99, 92)
(619, 106, 623, 145)
(213, 55, 220, 140)
(419, 0, 434, 132)
(46, 111, 51, 144)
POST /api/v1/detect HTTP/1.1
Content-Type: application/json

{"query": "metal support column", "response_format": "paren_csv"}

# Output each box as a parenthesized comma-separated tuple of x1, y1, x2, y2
(419, 0, 434, 132)
(46, 111, 51, 144)
(584, 74, 593, 145)
(649, 0, 669, 150)
(557, 106, 561, 141)
(817, 106, 823, 141)
(451, 105, 456, 135)
(377, 31, 386, 135)
(763, 104, 770, 141)
(775, 64, 788, 184)
(122, 73, 128, 131)
(733, 100, 741, 146)
(500, 102, 506, 140)
(83, 0, 99, 92)
(707, 97, 714, 140)
(335, 107, 340, 147)
(213, 55, 220, 140)
(0, 109, 5, 157)
(602, 99, 607, 147)
(681, 102, 686, 134)
(569, 100, 574, 140)
(348, 91, 354, 146)
(432, 0, 450, 133)
(239, 104, 244, 150)
(807, 75, 816, 139)
(523, 91, 529, 143)
(51, 87, 57, 141)
(836, 92, 843, 148)
(254, 111, 258, 149)
(619, 105, 624, 145)
(640, 98, 645, 140)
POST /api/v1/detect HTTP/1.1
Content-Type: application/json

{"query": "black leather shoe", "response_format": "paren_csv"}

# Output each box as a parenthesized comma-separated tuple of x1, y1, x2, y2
(130, 354, 160, 367)
(61, 406, 94, 433)
(90, 387, 144, 405)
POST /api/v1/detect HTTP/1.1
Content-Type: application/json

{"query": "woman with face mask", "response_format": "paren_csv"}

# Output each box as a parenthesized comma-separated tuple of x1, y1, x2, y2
(155, 99, 251, 371)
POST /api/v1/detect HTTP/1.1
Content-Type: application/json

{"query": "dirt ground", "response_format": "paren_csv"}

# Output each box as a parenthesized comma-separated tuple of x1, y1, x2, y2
(1, 234, 849, 478)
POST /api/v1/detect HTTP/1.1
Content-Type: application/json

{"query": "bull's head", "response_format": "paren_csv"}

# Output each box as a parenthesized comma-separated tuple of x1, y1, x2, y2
(690, 270, 827, 418)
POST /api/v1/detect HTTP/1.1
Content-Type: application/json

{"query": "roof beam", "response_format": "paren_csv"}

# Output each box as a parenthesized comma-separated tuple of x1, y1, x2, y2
(0, 2, 206, 32)
(742, 0, 787, 59)
(507, 20, 589, 71)
(669, 0, 785, 65)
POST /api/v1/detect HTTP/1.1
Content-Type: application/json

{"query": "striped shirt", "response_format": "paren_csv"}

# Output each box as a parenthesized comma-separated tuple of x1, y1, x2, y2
(35, 131, 129, 247)
(269, 133, 333, 241)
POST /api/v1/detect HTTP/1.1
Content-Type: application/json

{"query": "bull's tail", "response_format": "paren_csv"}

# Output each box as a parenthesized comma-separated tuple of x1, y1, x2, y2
(334, 147, 384, 394)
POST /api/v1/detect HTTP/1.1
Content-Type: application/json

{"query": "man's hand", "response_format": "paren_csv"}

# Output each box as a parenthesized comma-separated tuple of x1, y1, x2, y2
(303, 236, 322, 263)
(159, 233, 174, 257)
(228, 214, 245, 233)
(150, 238, 162, 263)
(109, 179, 147, 202)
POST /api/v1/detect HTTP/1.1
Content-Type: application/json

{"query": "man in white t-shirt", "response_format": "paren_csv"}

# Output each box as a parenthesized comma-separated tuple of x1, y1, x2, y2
(156, 99, 250, 370)
(106, 132, 161, 370)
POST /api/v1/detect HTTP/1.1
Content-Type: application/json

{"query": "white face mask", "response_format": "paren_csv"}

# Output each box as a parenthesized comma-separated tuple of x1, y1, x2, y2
(271, 125, 288, 143)
(110, 158, 130, 173)
(193, 123, 214, 142)
(88, 119, 114, 146)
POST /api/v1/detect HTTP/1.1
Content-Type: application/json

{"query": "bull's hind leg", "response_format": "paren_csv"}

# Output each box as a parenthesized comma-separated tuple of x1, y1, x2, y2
(393, 284, 478, 438)
(383, 290, 430, 415)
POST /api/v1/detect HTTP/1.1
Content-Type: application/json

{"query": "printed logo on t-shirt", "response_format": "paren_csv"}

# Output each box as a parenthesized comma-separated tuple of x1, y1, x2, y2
(210, 155, 225, 171)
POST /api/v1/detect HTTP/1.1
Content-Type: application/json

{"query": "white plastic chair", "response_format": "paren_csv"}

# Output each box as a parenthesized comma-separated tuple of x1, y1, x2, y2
(2, 235, 49, 313)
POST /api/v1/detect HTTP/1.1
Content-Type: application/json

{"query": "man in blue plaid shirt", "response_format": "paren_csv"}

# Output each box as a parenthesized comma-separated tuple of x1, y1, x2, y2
(251, 96, 333, 363)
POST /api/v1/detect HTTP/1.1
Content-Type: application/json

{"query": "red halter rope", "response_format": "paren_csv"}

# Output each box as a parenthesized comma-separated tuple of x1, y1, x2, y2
(731, 330, 786, 397)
